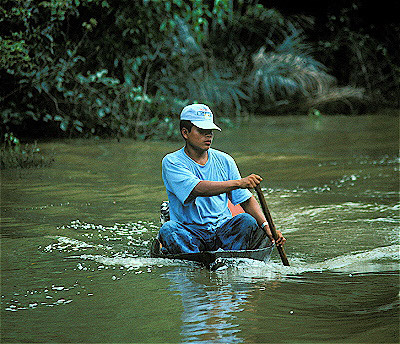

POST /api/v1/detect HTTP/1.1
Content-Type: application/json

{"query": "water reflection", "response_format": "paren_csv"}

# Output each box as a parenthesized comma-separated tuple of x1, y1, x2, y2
(162, 259, 286, 344)
(161, 242, 399, 343)
(164, 267, 248, 343)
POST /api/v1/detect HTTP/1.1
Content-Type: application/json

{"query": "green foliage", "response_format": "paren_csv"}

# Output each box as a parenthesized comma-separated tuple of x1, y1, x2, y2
(249, 30, 364, 113)
(316, 3, 399, 107)
(1, 133, 53, 169)
(0, 34, 31, 70)
(1, 0, 383, 142)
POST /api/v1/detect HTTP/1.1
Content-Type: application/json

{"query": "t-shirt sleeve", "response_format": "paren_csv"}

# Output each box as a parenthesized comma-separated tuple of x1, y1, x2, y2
(226, 155, 252, 205)
(162, 155, 201, 205)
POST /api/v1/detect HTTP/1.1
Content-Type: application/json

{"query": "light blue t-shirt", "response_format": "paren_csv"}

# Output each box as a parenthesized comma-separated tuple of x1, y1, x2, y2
(162, 147, 252, 228)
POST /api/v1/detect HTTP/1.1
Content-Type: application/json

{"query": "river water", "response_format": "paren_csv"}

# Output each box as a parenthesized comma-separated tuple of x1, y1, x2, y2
(1, 114, 399, 343)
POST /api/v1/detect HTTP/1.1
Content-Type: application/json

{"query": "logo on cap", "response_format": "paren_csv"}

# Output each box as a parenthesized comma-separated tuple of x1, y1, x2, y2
(198, 109, 211, 118)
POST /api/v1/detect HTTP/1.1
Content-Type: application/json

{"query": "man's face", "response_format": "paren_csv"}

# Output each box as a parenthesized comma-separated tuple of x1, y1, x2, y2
(183, 125, 214, 151)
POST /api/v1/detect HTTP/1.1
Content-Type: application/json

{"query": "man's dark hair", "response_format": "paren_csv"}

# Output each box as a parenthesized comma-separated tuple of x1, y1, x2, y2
(180, 120, 194, 133)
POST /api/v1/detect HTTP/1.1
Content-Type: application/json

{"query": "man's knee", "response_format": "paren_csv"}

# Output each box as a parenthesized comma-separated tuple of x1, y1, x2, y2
(158, 221, 180, 253)
(158, 221, 202, 254)
(234, 213, 258, 230)
(159, 220, 179, 240)
(234, 213, 269, 249)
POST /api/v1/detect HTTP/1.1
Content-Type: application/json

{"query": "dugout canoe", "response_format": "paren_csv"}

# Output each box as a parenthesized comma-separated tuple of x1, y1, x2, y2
(150, 200, 274, 267)
(150, 237, 274, 267)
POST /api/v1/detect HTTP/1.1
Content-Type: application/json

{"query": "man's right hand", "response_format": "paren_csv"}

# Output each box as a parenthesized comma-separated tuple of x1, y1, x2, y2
(239, 174, 263, 189)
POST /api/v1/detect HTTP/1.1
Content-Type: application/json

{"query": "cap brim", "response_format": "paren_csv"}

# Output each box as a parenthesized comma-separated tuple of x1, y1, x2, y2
(191, 120, 221, 131)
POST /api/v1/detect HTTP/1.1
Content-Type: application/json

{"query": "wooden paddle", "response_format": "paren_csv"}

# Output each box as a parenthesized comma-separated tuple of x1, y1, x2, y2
(255, 184, 290, 266)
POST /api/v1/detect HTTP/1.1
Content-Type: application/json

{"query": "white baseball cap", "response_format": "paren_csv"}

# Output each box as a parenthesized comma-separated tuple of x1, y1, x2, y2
(180, 104, 221, 131)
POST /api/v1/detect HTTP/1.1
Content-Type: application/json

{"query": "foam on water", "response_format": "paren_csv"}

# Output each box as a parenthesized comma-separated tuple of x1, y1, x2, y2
(41, 211, 399, 283)
(3, 281, 87, 313)
(285, 201, 400, 219)
(280, 200, 399, 236)
(42, 225, 399, 275)
(76, 254, 187, 269)
(42, 219, 160, 258)
(309, 244, 400, 272)
(64, 244, 400, 282)
(43, 235, 113, 253)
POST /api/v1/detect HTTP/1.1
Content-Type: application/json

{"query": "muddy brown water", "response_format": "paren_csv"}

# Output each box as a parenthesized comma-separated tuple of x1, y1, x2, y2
(1, 114, 399, 343)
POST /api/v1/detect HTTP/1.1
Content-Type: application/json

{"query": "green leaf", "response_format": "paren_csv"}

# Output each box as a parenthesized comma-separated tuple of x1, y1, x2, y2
(60, 121, 68, 131)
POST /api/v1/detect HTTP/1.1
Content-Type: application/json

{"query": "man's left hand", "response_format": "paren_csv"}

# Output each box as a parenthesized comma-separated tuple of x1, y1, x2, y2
(274, 230, 286, 246)
(265, 227, 286, 246)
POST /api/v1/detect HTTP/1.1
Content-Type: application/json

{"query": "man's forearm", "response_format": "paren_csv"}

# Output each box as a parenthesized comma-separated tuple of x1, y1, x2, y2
(191, 180, 241, 198)
(241, 195, 286, 246)
(240, 196, 267, 227)
(187, 174, 262, 202)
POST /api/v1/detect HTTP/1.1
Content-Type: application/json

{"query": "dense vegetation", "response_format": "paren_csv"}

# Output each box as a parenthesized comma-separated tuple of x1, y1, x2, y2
(1, 0, 398, 143)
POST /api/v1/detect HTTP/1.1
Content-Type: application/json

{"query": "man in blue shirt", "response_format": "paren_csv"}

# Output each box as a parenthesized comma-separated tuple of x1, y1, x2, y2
(159, 103, 286, 254)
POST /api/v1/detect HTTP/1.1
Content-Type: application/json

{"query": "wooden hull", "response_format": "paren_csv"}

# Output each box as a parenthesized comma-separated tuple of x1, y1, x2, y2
(150, 238, 274, 267)
(212, 246, 273, 261)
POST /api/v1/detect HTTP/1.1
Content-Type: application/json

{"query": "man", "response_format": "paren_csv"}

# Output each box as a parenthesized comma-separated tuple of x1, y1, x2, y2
(158, 103, 286, 254)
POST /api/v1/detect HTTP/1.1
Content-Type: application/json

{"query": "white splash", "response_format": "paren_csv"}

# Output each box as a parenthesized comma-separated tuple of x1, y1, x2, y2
(310, 245, 400, 272)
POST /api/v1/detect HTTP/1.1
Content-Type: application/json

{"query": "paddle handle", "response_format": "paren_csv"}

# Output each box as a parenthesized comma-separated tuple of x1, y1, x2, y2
(255, 184, 290, 266)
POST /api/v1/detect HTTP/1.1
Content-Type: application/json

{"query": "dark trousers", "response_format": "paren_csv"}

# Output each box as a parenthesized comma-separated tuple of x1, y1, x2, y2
(158, 213, 269, 254)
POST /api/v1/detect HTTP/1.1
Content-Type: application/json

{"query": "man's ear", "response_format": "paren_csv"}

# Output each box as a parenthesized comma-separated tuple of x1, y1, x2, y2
(181, 127, 189, 140)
